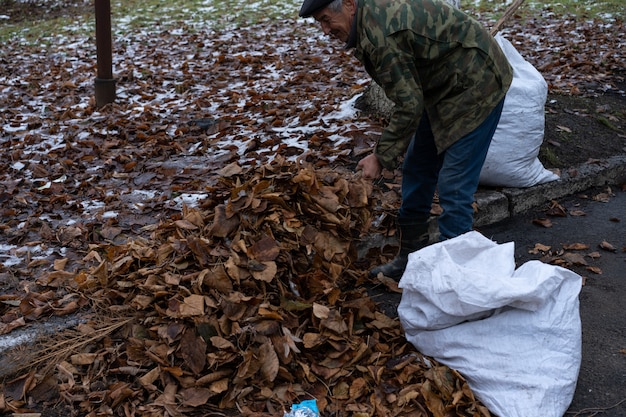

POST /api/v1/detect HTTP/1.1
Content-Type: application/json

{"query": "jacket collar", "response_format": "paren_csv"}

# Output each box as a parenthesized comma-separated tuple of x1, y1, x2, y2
(345, 0, 359, 49)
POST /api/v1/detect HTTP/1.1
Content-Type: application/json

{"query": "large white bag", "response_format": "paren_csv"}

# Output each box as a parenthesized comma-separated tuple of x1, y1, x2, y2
(479, 35, 559, 187)
(398, 231, 582, 417)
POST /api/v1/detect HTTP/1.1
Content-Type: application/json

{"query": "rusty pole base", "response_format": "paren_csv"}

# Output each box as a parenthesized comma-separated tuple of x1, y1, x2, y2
(95, 77, 116, 108)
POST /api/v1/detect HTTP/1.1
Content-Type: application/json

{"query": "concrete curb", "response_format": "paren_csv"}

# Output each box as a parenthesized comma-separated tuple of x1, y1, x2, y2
(474, 155, 626, 227)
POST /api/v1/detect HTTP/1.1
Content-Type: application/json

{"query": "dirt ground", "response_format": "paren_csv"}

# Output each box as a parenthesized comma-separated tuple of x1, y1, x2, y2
(542, 87, 626, 170)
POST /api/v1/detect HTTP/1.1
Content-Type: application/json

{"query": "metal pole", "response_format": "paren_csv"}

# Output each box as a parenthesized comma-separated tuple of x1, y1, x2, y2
(94, 0, 116, 107)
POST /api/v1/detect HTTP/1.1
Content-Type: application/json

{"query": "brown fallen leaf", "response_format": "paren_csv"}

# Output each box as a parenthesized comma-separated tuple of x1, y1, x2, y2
(599, 240, 617, 252)
(562, 252, 588, 266)
(592, 193, 612, 203)
(547, 200, 567, 217)
(258, 341, 280, 382)
(180, 387, 213, 407)
(532, 218, 553, 228)
(586, 266, 603, 275)
(529, 243, 551, 254)
(563, 243, 589, 251)
(217, 162, 243, 177)
(70, 353, 98, 366)
(179, 329, 207, 375)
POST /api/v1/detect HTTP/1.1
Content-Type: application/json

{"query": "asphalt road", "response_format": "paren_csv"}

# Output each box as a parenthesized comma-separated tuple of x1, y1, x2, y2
(478, 186, 626, 417)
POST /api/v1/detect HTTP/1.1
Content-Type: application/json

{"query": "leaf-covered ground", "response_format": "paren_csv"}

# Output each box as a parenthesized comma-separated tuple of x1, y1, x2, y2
(0, 1, 625, 416)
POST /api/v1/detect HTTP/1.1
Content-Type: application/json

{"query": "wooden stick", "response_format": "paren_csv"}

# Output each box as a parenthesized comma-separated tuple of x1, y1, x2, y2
(490, 0, 526, 35)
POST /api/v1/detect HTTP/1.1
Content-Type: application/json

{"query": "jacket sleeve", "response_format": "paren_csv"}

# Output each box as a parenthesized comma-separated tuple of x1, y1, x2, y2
(366, 34, 425, 170)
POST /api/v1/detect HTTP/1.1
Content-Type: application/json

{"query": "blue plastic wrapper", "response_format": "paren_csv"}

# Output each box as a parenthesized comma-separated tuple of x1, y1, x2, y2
(283, 399, 319, 417)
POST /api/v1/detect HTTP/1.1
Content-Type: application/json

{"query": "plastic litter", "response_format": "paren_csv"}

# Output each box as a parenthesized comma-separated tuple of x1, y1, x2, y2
(283, 399, 319, 417)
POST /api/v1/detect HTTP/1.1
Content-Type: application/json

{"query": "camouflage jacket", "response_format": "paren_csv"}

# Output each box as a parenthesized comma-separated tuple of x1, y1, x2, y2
(352, 0, 513, 170)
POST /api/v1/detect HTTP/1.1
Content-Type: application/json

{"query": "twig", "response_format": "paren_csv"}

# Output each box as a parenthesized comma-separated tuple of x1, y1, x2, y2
(13, 317, 134, 376)
(566, 397, 626, 417)
(490, 0, 526, 35)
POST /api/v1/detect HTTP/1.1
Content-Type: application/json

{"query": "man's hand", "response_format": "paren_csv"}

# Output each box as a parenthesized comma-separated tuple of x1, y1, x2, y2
(357, 153, 382, 180)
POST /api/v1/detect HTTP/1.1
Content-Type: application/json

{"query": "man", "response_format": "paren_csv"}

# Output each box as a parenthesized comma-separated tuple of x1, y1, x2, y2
(299, 0, 513, 280)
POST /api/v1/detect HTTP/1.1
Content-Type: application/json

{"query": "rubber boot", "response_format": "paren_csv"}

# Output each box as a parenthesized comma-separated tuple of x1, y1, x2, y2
(369, 219, 430, 281)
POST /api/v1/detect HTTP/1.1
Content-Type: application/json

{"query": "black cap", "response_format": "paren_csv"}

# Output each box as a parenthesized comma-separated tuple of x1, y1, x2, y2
(299, 0, 335, 17)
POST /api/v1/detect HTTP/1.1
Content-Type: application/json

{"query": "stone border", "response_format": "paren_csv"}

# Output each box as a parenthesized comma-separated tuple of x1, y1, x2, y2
(474, 155, 626, 226)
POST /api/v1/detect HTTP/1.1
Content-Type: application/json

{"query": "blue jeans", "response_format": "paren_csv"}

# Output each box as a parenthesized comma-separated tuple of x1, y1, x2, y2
(398, 99, 505, 239)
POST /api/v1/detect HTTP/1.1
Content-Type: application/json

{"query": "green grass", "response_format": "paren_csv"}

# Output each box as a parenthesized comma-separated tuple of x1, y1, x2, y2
(0, 6, 92, 43)
(597, 116, 620, 132)
(0, 15, 86, 43)
(467, 0, 625, 21)
(539, 146, 561, 167)
(112, 0, 300, 30)
(0, 0, 301, 43)
(1, 0, 623, 44)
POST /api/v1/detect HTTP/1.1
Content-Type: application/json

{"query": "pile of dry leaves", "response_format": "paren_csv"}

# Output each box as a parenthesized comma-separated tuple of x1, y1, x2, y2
(0, 158, 489, 417)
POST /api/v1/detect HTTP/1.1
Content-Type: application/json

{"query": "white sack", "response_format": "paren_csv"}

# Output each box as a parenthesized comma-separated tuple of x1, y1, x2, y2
(398, 231, 582, 417)
(479, 34, 559, 187)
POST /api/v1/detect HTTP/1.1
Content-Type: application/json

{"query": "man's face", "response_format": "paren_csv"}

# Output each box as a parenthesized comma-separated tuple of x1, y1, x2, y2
(311, 0, 356, 43)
